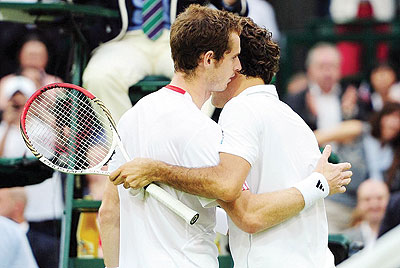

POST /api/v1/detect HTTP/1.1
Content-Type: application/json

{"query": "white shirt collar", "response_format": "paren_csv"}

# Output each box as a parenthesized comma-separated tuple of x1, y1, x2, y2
(237, 84, 279, 99)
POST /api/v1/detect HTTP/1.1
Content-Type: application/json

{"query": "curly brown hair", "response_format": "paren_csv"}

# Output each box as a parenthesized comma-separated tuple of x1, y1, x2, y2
(238, 17, 280, 83)
(170, 4, 241, 76)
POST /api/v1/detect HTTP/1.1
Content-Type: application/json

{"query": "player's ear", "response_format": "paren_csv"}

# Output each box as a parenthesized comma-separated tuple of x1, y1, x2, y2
(203, 50, 215, 67)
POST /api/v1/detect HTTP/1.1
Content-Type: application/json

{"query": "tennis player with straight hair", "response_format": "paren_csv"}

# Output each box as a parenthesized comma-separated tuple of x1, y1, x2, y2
(110, 16, 352, 267)
(102, 5, 242, 268)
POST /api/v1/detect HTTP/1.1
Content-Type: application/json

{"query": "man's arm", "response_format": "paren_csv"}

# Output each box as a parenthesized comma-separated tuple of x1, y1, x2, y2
(98, 181, 120, 268)
(217, 145, 352, 234)
(110, 152, 249, 202)
(314, 119, 363, 145)
(218, 188, 304, 234)
(111, 145, 351, 204)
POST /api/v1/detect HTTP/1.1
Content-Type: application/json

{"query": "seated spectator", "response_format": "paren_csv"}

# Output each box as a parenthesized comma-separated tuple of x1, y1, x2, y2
(0, 187, 60, 268)
(0, 35, 62, 111)
(82, 0, 248, 122)
(0, 76, 35, 157)
(366, 103, 400, 190)
(0, 70, 64, 268)
(23, 175, 64, 268)
(0, 76, 54, 186)
(284, 42, 369, 131)
(0, 216, 38, 268)
(314, 102, 400, 232)
(344, 179, 389, 253)
(369, 63, 400, 111)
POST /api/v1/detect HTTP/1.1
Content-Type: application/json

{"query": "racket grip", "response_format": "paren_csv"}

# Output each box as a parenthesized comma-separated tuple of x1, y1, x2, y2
(145, 184, 200, 225)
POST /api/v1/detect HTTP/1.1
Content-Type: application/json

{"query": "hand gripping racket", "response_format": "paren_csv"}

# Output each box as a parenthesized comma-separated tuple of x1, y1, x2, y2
(20, 83, 199, 225)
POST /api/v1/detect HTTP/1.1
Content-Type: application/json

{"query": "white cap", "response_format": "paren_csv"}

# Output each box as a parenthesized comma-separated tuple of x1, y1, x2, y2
(3, 76, 36, 100)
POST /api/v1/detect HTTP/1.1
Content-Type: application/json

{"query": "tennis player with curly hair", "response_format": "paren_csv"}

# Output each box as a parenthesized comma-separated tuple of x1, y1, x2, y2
(111, 16, 352, 268)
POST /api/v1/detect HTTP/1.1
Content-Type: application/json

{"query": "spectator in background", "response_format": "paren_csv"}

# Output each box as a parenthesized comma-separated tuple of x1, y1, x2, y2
(366, 103, 400, 186)
(0, 36, 62, 110)
(82, 0, 248, 122)
(379, 191, 400, 237)
(314, 102, 400, 232)
(0, 187, 60, 268)
(285, 42, 369, 132)
(369, 63, 400, 111)
(0, 77, 63, 268)
(344, 179, 389, 252)
(0, 187, 57, 268)
(0, 76, 35, 157)
(0, 64, 64, 268)
(0, 216, 38, 268)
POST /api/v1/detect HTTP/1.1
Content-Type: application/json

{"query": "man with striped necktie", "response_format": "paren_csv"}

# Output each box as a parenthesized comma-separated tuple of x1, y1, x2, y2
(82, 0, 248, 123)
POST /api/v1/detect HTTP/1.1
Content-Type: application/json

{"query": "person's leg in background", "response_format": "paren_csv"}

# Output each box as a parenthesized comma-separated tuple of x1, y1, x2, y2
(83, 31, 152, 122)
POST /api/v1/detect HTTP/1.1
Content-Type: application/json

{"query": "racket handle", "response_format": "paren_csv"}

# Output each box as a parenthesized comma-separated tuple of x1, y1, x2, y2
(119, 143, 198, 224)
(145, 184, 200, 225)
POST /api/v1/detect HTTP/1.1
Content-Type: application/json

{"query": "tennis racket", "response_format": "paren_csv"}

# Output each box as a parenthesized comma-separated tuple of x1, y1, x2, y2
(20, 82, 199, 225)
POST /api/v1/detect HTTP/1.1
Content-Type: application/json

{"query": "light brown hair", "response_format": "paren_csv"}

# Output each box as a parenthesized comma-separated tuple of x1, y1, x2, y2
(170, 4, 241, 76)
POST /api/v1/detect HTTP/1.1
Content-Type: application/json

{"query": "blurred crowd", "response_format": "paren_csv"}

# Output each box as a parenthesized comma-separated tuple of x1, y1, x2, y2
(1, 0, 400, 267)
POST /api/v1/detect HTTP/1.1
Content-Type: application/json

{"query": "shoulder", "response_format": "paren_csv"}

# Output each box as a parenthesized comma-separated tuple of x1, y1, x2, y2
(223, 94, 254, 113)
(118, 90, 165, 120)
(0, 217, 23, 237)
(220, 91, 270, 123)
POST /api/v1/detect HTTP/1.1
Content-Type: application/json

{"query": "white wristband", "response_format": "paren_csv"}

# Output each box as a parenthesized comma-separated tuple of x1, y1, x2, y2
(294, 172, 330, 210)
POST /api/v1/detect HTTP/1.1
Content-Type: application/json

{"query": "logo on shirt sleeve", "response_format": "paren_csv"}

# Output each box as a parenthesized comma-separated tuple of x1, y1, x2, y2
(220, 130, 224, 144)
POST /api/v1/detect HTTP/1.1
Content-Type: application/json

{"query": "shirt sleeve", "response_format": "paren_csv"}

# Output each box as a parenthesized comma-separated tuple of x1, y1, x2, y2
(218, 99, 260, 166)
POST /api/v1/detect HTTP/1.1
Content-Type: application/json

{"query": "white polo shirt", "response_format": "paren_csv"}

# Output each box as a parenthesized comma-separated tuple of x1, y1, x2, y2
(109, 85, 221, 268)
(219, 85, 334, 268)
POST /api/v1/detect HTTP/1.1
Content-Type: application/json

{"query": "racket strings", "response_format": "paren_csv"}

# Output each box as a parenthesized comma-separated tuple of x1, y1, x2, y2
(27, 100, 102, 169)
(31, 90, 111, 169)
(50, 89, 113, 167)
(25, 87, 114, 171)
(30, 95, 110, 153)
(26, 109, 102, 170)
